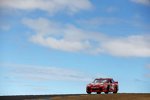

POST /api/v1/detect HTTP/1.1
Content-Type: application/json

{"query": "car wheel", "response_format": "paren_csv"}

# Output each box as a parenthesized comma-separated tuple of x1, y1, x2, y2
(113, 87, 118, 94)
(87, 92, 91, 94)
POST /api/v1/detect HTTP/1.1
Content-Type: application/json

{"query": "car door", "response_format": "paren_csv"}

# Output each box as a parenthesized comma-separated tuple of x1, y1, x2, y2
(110, 79, 115, 91)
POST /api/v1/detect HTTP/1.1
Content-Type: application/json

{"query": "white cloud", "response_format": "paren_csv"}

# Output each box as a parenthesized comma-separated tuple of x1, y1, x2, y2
(0, 0, 93, 14)
(22, 18, 102, 53)
(102, 35, 150, 57)
(131, 0, 150, 6)
(31, 35, 91, 52)
(0, 63, 92, 82)
(22, 18, 150, 57)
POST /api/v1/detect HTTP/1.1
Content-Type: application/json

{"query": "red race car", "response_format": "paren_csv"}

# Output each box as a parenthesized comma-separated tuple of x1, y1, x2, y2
(86, 78, 118, 94)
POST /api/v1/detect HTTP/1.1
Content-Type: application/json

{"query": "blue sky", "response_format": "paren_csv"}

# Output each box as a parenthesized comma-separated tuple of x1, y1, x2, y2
(0, 0, 150, 95)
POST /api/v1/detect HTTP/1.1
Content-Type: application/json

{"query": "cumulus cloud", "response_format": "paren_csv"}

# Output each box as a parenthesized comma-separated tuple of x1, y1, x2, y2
(102, 35, 150, 57)
(22, 18, 150, 57)
(0, 0, 93, 14)
(22, 18, 104, 53)
(131, 0, 150, 6)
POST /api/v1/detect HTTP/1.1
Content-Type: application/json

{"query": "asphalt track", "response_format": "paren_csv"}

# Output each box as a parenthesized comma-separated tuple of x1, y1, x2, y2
(0, 94, 81, 100)
(1, 93, 150, 100)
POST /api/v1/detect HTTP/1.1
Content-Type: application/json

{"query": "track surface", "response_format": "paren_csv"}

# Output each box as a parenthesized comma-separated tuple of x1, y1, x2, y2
(0, 94, 80, 100)
(1, 93, 150, 100)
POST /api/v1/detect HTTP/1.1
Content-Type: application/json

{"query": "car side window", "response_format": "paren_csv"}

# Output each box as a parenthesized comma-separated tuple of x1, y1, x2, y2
(110, 80, 112, 83)
(111, 79, 114, 83)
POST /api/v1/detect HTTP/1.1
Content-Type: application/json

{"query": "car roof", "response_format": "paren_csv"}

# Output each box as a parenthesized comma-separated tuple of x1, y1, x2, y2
(95, 78, 113, 80)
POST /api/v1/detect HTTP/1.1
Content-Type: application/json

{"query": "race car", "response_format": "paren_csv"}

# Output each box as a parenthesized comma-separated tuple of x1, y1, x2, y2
(86, 78, 118, 94)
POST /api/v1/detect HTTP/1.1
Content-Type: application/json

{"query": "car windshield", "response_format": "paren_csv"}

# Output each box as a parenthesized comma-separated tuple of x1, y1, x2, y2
(93, 79, 108, 83)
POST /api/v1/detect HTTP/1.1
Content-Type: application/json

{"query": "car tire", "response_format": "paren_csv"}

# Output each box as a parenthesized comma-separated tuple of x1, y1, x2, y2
(113, 87, 118, 94)
(97, 92, 101, 94)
